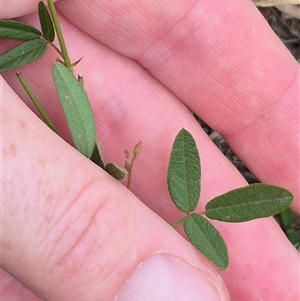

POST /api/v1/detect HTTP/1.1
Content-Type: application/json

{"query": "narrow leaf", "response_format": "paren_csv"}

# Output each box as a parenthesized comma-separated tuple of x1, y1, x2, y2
(0, 39, 47, 72)
(105, 163, 127, 180)
(286, 229, 300, 246)
(205, 184, 294, 222)
(52, 62, 96, 158)
(0, 20, 41, 41)
(184, 213, 228, 270)
(280, 207, 295, 230)
(38, 1, 55, 42)
(90, 142, 105, 169)
(167, 129, 200, 213)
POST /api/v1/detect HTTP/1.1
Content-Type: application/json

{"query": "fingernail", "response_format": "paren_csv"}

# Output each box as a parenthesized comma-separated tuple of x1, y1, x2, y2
(115, 254, 225, 301)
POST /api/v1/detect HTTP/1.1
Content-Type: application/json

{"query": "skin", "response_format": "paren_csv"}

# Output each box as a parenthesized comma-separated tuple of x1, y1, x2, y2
(1, 0, 299, 300)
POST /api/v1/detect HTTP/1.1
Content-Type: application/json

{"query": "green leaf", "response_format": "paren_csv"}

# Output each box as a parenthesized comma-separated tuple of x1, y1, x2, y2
(52, 62, 96, 158)
(90, 142, 105, 169)
(279, 208, 300, 246)
(167, 128, 200, 213)
(0, 20, 41, 41)
(280, 207, 295, 230)
(38, 1, 55, 42)
(105, 163, 127, 180)
(286, 229, 300, 246)
(184, 213, 228, 270)
(0, 39, 47, 72)
(205, 184, 294, 222)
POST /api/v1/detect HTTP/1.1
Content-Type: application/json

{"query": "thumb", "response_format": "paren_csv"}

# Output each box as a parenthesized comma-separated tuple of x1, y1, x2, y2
(2, 78, 230, 301)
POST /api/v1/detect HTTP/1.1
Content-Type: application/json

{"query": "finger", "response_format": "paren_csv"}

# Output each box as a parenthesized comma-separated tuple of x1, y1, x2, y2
(1, 268, 44, 301)
(0, 0, 57, 18)
(2, 77, 229, 301)
(2, 12, 299, 301)
(56, 0, 300, 213)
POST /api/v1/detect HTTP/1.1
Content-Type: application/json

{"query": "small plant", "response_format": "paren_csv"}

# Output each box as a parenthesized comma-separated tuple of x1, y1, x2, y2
(168, 129, 293, 269)
(0, 0, 140, 187)
(1, 1, 295, 271)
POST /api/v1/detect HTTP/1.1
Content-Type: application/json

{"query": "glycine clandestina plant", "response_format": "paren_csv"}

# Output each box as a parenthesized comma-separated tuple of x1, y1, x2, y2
(0, 1, 294, 270)
(167, 129, 293, 270)
(0, 0, 141, 187)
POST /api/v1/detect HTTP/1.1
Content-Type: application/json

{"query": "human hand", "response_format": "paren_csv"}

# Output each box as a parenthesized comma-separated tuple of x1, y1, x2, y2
(2, 1, 299, 300)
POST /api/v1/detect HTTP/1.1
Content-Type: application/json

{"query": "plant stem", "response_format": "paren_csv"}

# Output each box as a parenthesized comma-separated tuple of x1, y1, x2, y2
(126, 141, 142, 189)
(47, 0, 72, 70)
(170, 216, 186, 228)
(17, 72, 59, 134)
(47, 41, 63, 57)
(126, 156, 135, 189)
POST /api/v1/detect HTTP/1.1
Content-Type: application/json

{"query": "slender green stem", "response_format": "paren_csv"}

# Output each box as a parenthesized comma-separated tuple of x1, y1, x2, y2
(126, 141, 142, 189)
(47, 0, 72, 70)
(171, 216, 187, 228)
(126, 155, 135, 189)
(17, 72, 59, 134)
(47, 41, 63, 58)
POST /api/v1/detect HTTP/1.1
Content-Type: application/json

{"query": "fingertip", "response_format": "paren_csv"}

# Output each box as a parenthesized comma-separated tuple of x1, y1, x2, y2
(116, 254, 230, 301)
